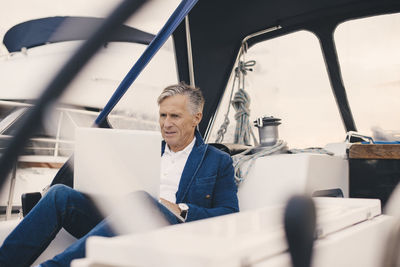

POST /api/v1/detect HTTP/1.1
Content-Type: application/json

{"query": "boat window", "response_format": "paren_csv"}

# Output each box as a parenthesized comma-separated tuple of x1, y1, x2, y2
(209, 30, 345, 148)
(334, 14, 400, 139)
(107, 38, 178, 131)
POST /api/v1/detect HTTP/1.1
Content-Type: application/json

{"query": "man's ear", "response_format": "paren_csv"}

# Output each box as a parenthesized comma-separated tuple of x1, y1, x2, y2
(193, 112, 202, 126)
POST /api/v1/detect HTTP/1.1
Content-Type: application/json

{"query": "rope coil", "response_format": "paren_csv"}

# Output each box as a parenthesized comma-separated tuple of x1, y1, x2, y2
(232, 89, 257, 145)
(215, 58, 257, 144)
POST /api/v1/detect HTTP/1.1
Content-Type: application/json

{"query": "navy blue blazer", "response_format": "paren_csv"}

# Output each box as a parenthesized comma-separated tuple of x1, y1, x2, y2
(161, 130, 239, 222)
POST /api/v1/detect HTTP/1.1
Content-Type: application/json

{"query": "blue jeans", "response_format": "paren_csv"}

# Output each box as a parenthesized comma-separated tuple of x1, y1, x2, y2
(0, 184, 179, 267)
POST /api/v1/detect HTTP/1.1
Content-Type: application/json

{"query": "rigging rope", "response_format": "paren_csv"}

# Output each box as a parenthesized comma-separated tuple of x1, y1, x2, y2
(215, 57, 257, 145)
(233, 145, 335, 186)
(232, 88, 257, 145)
(215, 74, 237, 143)
(232, 140, 287, 186)
(289, 148, 334, 155)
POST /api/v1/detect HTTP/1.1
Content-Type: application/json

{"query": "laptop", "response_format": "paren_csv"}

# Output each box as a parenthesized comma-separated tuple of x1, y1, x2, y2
(74, 127, 186, 223)
(74, 127, 162, 199)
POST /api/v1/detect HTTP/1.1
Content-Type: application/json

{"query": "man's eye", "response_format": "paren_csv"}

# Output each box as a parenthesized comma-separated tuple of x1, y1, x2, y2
(171, 114, 179, 118)
(160, 114, 166, 118)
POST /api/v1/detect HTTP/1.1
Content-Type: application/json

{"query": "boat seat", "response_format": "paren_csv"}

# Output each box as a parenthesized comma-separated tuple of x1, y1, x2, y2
(21, 192, 42, 217)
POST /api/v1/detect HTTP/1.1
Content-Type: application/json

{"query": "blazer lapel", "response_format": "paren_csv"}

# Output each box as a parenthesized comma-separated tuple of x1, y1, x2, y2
(175, 131, 207, 203)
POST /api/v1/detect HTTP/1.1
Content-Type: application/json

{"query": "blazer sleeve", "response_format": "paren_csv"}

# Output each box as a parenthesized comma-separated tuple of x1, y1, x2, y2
(185, 154, 239, 222)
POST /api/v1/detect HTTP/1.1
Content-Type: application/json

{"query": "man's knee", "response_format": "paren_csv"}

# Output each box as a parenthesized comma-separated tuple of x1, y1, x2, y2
(46, 184, 73, 196)
(44, 184, 78, 205)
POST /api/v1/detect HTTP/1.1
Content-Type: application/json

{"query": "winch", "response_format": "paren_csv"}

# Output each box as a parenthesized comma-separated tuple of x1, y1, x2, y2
(254, 116, 281, 147)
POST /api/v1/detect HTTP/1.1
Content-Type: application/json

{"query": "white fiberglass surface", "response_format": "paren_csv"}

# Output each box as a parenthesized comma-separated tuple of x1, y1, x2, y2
(335, 13, 400, 140)
(210, 30, 345, 148)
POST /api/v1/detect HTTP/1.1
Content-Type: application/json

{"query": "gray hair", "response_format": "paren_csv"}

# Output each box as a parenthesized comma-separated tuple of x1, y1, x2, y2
(157, 83, 205, 114)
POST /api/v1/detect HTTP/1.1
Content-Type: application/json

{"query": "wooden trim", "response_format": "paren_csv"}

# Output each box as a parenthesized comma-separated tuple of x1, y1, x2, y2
(18, 162, 64, 169)
(349, 144, 400, 159)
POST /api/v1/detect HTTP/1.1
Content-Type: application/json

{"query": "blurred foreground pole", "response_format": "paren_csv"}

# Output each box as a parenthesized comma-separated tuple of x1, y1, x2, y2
(284, 195, 316, 267)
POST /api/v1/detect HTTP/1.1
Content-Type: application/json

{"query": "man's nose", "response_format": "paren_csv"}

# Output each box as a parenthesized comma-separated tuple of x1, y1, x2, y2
(164, 116, 173, 127)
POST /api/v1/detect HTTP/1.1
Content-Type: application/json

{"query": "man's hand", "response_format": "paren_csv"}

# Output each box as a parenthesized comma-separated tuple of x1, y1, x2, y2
(159, 198, 181, 216)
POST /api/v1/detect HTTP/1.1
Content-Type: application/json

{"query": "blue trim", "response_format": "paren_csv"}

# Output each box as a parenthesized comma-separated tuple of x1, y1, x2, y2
(361, 141, 400, 144)
(95, 0, 198, 126)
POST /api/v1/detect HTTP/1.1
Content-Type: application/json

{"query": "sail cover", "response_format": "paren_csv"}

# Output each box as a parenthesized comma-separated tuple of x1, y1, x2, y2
(3, 16, 155, 52)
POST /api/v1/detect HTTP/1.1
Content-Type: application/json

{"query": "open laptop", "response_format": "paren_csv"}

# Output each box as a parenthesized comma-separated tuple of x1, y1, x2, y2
(74, 127, 186, 223)
(74, 127, 162, 199)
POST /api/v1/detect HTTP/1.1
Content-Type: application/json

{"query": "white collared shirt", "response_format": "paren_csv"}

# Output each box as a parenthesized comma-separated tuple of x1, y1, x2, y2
(160, 137, 196, 203)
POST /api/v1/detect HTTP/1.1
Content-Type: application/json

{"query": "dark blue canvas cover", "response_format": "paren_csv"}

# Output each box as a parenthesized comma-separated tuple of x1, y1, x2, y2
(3, 16, 155, 52)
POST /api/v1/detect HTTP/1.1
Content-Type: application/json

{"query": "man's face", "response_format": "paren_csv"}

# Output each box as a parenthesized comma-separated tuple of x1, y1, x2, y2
(159, 94, 202, 152)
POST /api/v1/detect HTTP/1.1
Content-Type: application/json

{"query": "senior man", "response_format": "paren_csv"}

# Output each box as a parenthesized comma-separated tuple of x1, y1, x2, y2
(0, 83, 239, 267)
